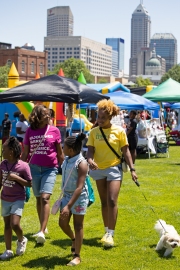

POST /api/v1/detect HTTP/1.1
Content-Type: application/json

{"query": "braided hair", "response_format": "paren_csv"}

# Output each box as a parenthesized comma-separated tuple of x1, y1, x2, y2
(65, 133, 86, 154)
(4, 136, 22, 159)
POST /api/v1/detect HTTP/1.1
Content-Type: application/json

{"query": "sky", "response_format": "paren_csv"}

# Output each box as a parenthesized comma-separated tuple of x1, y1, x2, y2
(1, 0, 180, 74)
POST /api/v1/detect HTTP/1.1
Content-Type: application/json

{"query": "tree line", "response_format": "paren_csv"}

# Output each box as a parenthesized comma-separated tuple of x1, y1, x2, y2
(0, 58, 180, 88)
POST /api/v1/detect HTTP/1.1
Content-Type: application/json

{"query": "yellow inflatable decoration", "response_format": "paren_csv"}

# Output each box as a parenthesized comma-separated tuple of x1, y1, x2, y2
(73, 114, 93, 131)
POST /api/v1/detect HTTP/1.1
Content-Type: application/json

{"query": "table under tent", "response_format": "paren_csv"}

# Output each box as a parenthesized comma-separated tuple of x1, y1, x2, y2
(143, 78, 180, 155)
(80, 91, 168, 159)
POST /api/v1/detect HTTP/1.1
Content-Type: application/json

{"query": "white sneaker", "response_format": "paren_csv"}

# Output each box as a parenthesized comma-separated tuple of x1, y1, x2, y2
(0, 250, 14, 260)
(16, 236, 28, 255)
(103, 234, 114, 247)
(36, 232, 45, 244)
(32, 228, 48, 238)
(100, 232, 108, 243)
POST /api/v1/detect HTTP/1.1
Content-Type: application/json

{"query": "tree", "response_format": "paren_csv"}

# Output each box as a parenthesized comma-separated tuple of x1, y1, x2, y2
(98, 78, 108, 83)
(0, 65, 10, 88)
(51, 58, 94, 83)
(135, 76, 153, 87)
(160, 65, 180, 84)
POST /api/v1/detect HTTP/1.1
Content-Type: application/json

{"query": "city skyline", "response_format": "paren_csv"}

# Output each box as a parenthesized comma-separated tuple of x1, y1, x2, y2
(130, 2, 151, 76)
(0, 0, 180, 74)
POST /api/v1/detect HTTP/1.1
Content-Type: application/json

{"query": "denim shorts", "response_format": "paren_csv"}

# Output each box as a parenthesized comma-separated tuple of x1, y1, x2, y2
(1, 199, 25, 217)
(89, 164, 123, 181)
(30, 164, 58, 197)
(60, 190, 89, 215)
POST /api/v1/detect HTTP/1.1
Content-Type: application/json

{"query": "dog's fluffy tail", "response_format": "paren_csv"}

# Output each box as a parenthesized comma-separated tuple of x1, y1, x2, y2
(154, 219, 166, 234)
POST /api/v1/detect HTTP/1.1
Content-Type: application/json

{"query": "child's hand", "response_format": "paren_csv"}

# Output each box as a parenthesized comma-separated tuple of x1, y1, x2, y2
(7, 173, 19, 181)
(60, 205, 70, 219)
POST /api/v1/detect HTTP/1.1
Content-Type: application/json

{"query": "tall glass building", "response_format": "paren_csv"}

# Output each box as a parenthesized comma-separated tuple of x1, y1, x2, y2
(129, 3, 151, 76)
(106, 38, 124, 77)
(150, 33, 177, 72)
(47, 6, 74, 37)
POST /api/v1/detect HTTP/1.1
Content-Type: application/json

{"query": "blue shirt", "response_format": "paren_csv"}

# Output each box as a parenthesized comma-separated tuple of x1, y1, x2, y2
(62, 153, 87, 193)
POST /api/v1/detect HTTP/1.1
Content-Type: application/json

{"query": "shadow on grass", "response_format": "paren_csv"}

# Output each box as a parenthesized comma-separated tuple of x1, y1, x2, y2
(83, 237, 103, 248)
(149, 244, 176, 259)
(51, 239, 71, 251)
(22, 255, 70, 269)
(51, 237, 102, 249)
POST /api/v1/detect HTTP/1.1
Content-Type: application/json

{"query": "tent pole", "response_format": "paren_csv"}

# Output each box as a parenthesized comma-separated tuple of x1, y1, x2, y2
(144, 111, 150, 159)
(78, 104, 82, 133)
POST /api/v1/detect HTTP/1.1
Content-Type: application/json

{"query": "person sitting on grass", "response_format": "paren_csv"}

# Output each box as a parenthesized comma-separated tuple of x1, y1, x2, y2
(0, 137, 32, 260)
(59, 133, 89, 266)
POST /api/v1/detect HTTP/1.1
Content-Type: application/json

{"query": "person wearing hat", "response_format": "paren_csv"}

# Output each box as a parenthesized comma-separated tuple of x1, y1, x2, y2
(2, 113, 12, 143)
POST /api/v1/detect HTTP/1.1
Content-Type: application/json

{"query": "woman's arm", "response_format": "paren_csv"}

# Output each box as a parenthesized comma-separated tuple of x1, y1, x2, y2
(87, 146, 98, 170)
(126, 126, 133, 136)
(121, 145, 138, 182)
(56, 143, 64, 165)
(16, 127, 25, 135)
(21, 145, 30, 162)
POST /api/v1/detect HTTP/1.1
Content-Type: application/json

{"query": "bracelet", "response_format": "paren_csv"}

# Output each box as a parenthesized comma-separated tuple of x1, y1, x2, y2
(130, 168, 136, 172)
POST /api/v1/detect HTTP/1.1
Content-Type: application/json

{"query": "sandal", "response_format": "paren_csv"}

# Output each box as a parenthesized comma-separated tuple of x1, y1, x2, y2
(71, 238, 75, 255)
(67, 254, 81, 266)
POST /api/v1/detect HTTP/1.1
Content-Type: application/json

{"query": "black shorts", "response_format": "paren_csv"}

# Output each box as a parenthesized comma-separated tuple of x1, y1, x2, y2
(128, 135, 138, 151)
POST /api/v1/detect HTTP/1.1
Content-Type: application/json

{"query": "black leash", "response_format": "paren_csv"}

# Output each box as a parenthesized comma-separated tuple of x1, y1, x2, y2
(134, 180, 167, 233)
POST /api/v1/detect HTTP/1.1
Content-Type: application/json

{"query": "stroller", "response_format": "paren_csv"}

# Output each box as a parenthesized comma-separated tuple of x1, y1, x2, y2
(155, 134, 169, 158)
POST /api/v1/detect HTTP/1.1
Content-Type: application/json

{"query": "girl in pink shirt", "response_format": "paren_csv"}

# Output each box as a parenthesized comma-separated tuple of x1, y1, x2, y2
(0, 137, 32, 260)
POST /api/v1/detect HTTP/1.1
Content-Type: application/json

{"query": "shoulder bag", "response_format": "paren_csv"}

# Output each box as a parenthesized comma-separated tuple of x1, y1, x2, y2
(99, 127, 130, 173)
(51, 162, 76, 215)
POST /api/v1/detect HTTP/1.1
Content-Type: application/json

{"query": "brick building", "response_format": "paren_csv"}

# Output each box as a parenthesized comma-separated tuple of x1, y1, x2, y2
(0, 46, 48, 80)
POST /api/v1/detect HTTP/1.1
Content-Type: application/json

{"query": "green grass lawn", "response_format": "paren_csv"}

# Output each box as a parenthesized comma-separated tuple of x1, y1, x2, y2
(0, 141, 180, 269)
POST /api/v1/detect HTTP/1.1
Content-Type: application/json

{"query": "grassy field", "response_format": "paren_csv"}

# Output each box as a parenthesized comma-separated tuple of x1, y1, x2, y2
(0, 141, 180, 269)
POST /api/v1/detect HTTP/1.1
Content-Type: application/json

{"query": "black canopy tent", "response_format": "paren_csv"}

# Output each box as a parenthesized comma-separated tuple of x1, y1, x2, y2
(0, 75, 109, 104)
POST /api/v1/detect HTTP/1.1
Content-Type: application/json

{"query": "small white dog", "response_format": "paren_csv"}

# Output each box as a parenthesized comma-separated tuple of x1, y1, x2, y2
(154, 219, 180, 257)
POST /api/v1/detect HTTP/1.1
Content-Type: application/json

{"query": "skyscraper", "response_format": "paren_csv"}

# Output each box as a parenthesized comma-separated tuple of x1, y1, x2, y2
(106, 38, 125, 77)
(47, 6, 74, 37)
(129, 2, 151, 76)
(150, 33, 177, 72)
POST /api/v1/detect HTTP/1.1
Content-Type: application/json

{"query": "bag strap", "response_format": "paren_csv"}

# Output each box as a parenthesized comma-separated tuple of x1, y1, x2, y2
(58, 162, 76, 200)
(28, 125, 50, 164)
(99, 127, 120, 159)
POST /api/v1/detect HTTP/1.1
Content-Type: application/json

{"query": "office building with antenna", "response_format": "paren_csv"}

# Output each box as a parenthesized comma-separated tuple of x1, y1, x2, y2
(129, 1, 151, 76)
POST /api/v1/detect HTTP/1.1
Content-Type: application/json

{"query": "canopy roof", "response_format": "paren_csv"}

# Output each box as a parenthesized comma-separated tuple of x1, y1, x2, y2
(79, 91, 160, 110)
(143, 78, 180, 102)
(0, 75, 109, 104)
(170, 103, 180, 109)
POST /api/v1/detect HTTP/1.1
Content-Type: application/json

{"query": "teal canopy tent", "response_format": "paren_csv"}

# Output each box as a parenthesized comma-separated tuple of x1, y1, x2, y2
(143, 78, 180, 102)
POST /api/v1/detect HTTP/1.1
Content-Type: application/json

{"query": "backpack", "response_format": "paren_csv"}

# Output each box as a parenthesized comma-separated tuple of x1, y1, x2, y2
(85, 175, 95, 207)
(76, 157, 95, 207)
(25, 187, 31, 202)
